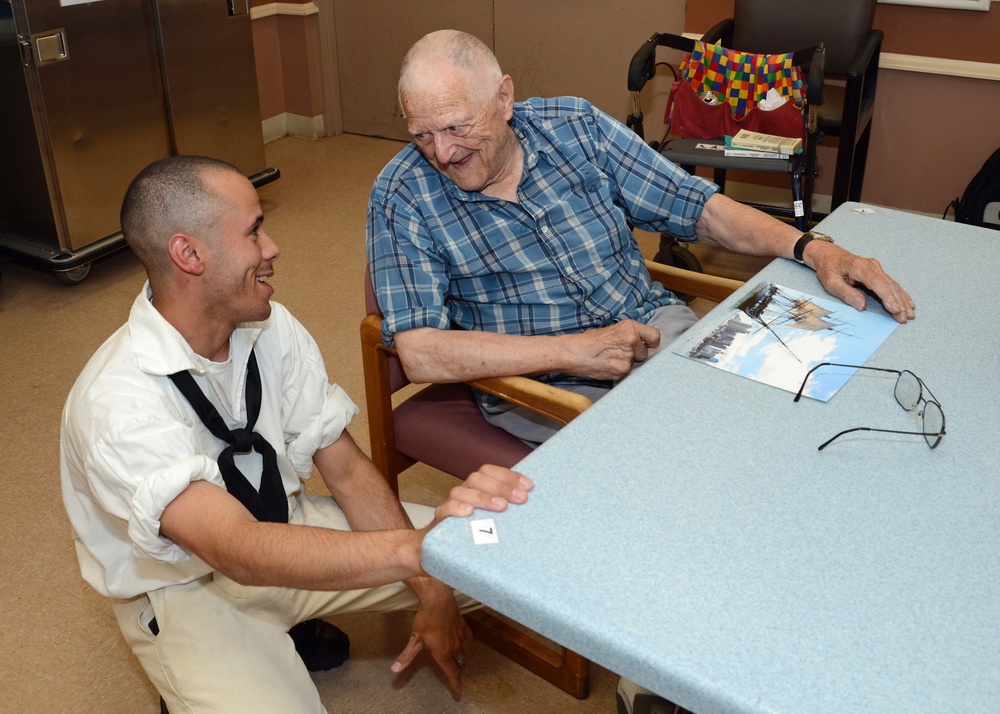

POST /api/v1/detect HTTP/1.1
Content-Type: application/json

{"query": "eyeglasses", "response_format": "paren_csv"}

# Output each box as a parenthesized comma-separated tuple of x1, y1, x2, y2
(794, 363, 946, 451)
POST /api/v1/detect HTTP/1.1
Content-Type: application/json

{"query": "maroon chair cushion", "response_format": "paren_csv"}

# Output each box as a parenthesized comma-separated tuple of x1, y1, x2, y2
(368, 266, 532, 476)
(394, 383, 533, 479)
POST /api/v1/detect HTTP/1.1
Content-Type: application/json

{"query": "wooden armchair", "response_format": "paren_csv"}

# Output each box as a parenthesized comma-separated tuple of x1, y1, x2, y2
(359, 260, 743, 698)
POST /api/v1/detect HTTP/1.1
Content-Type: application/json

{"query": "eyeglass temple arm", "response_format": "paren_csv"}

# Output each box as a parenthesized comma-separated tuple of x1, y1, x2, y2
(794, 363, 903, 402)
(817, 426, 947, 451)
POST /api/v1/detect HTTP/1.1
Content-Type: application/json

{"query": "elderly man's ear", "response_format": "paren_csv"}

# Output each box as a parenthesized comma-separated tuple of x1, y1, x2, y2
(498, 75, 515, 118)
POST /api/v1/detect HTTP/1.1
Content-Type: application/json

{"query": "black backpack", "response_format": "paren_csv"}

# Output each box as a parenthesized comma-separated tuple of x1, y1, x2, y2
(946, 148, 1000, 230)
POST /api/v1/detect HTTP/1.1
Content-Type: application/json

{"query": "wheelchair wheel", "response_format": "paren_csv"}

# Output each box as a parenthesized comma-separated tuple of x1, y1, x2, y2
(652, 233, 703, 303)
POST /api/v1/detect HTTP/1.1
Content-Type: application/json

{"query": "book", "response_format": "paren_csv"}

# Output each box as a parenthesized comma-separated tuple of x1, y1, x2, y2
(730, 129, 802, 156)
(724, 148, 789, 159)
(722, 136, 789, 159)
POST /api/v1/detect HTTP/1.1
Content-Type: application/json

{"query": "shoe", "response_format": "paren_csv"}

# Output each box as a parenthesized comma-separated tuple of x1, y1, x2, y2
(616, 677, 691, 714)
(289, 618, 351, 672)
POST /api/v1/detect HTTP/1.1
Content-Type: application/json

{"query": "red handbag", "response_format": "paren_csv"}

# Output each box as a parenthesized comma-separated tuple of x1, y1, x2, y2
(664, 41, 807, 141)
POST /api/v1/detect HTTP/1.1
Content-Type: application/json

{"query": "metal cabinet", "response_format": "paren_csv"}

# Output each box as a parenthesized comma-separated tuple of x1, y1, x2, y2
(0, 0, 277, 284)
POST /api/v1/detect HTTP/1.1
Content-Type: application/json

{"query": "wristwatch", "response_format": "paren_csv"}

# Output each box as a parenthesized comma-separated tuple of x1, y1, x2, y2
(793, 231, 834, 264)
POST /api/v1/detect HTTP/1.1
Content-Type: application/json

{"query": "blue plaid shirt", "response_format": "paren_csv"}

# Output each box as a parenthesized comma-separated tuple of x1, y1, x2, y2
(367, 96, 717, 394)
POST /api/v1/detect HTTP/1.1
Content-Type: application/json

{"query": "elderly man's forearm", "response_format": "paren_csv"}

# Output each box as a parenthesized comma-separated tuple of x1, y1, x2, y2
(394, 327, 570, 383)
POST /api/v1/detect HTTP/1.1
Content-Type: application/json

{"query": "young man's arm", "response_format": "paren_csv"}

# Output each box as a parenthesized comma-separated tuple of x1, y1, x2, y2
(158, 437, 529, 592)
(159, 479, 421, 591)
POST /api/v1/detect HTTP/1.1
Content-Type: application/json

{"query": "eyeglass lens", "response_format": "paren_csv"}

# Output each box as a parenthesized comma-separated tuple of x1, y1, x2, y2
(922, 401, 945, 448)
(894, 370, 944, 448)
(894, 370, 921, 410)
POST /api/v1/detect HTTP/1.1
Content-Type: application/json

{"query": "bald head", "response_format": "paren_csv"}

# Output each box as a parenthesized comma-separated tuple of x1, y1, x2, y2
(120, 155, 243, 280)
(398, 30, 503, 114)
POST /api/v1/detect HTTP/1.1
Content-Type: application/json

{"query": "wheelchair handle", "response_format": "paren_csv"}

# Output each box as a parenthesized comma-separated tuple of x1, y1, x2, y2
(627, 35, 659, 92)
(627, 32, 697, 92)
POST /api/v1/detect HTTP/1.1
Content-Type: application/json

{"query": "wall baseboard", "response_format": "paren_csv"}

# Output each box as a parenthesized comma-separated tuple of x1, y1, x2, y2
(250, 2, 318, 20)
(262, 113, 325, 143)
(880, 52, 1000, 81)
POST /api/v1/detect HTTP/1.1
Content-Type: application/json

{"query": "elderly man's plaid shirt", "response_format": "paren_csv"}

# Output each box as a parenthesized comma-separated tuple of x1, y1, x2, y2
(367, 96, 717, 395)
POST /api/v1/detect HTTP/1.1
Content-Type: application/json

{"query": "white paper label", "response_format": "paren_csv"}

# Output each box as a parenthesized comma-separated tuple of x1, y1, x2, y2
(470, 518, 499, 545)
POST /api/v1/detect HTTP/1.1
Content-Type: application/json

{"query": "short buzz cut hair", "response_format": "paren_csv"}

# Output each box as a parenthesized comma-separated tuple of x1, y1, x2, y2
(120, 155, 243, 278)
(397, 29, 503, 113)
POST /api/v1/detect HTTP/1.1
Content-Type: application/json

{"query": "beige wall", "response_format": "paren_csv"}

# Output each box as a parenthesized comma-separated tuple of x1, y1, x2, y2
(493, 0, 683, 135)
(328, 0, 683, 141)
(332, 0, 494, 140)
(250, 0, 1000, 216)
(864, 69, 1000, 215)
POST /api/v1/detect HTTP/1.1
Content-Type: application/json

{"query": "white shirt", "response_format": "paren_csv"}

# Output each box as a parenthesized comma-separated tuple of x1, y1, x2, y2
(60, 284, 359, 598)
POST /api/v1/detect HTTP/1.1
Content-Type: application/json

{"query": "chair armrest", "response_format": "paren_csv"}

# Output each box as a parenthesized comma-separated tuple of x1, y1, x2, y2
(646, 259, 744, 303)
(843, 30, 883, 135)
(848, 29, 883, 80)
(361, 312, 387, 352)
(361, 313, 415, 487)
(362, 262, 742, 431)
(806, 45, 826, 109)
(469, 376, 593, 427)
(362, 313, 592, 427)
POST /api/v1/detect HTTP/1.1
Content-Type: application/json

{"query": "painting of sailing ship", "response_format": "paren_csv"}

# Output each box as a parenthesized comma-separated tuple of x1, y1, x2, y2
(681, 282, 900, 401)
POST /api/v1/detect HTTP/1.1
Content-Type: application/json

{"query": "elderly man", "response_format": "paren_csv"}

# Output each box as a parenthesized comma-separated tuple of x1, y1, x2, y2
(61, 155, 531, 712)
(367, 29, 915, 445)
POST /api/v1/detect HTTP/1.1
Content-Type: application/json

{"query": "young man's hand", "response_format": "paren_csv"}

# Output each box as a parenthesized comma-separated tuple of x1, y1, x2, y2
(391, 582, 472, 696)
(431, 464, 533, 524)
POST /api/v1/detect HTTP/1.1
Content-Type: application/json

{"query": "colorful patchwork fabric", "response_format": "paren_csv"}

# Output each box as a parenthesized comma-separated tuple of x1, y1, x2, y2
(678, 41, 805, 119)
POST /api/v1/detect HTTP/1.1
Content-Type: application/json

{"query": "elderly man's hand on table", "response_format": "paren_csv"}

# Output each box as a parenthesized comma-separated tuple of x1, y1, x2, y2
(803, 240, 916, 324)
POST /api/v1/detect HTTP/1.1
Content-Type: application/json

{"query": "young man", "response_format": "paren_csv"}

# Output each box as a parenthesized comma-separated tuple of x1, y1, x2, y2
(367, 29, 916, 445)
(61, 155, 531, 712)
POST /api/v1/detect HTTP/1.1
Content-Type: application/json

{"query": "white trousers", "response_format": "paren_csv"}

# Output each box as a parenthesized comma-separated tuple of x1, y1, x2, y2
(113, 494, 475, 713)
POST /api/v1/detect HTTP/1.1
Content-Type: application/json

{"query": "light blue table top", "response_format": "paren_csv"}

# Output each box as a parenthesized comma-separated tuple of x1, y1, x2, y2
(422, 203, 1000, 713)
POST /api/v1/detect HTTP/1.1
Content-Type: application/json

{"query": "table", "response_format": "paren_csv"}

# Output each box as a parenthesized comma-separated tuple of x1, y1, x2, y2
(421, 203, 1000, 713)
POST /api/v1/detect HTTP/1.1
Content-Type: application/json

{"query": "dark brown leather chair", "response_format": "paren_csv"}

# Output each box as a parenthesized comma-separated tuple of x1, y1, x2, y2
(706, 0, 882, 212)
